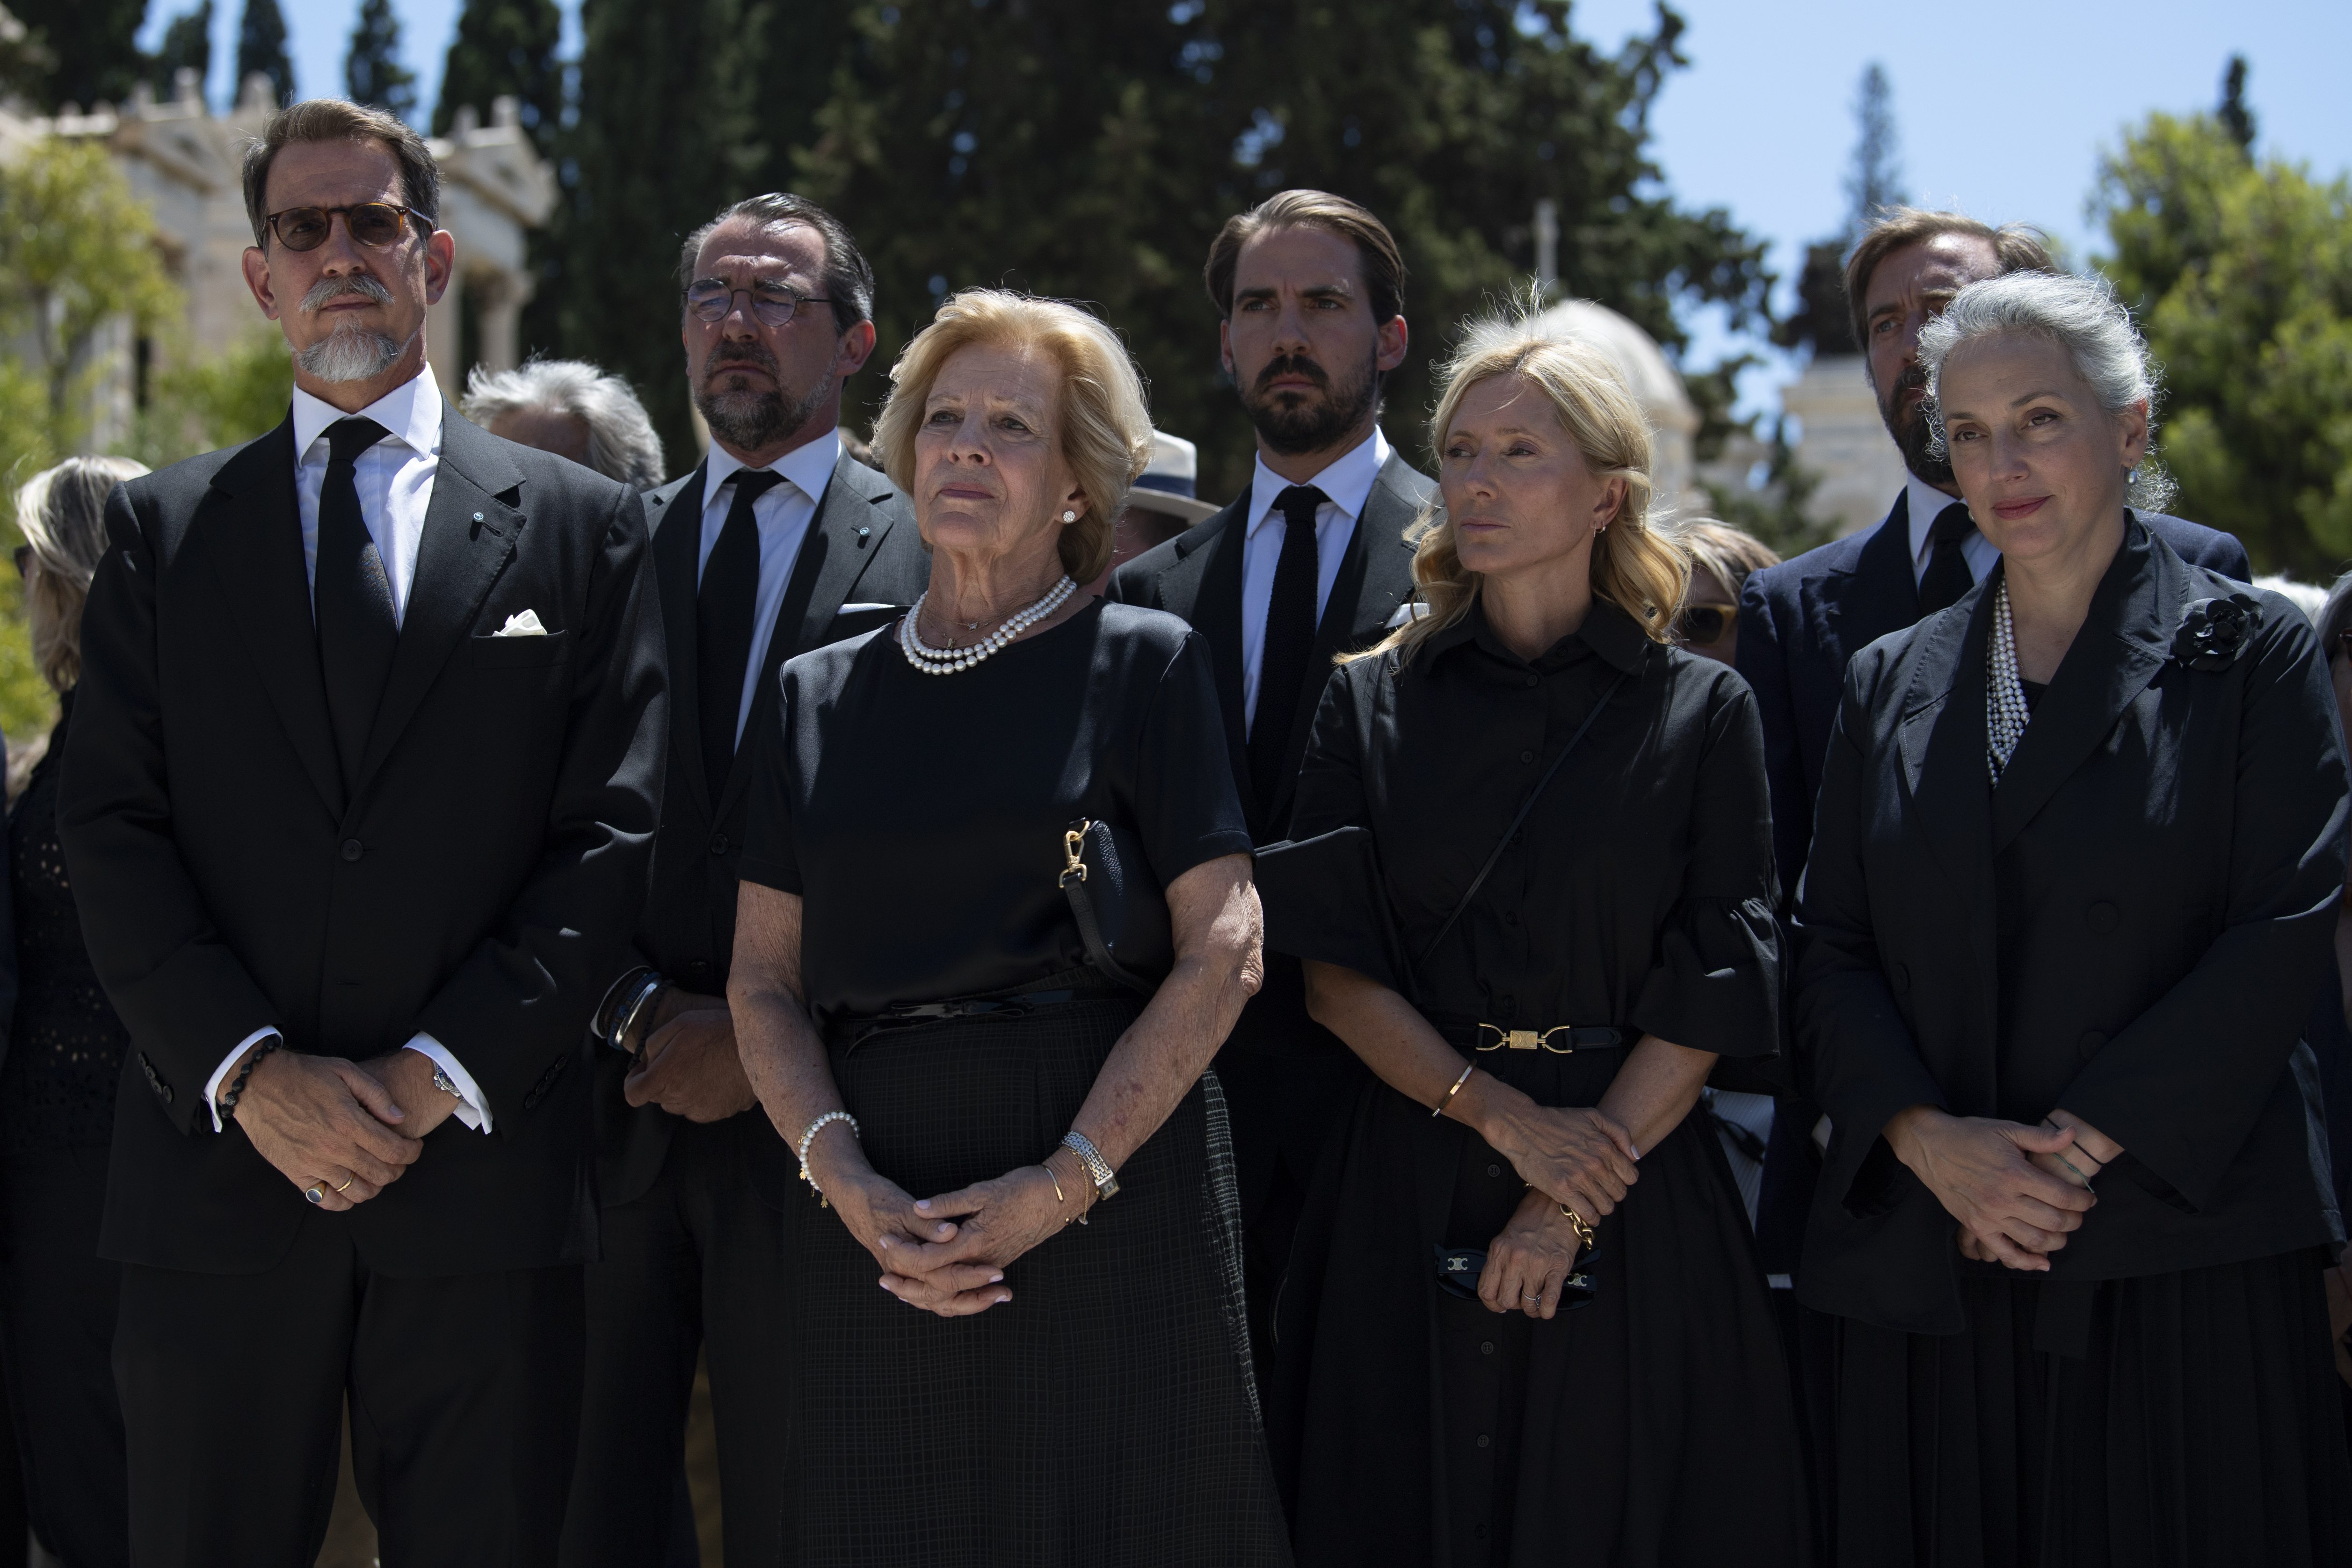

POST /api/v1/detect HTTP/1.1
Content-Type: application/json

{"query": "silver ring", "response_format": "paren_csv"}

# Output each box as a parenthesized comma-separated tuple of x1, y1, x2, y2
(1523, 1292, 1541, 1303)
(304, 1184, 327, 1205)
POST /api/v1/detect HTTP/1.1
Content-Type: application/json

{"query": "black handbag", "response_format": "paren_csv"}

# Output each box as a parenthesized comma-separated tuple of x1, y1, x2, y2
(1059, 818, 1174, 994)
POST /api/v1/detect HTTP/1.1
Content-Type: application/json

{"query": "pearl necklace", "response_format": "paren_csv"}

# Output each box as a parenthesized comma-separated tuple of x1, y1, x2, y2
(898, 574, 1078, 675)
(1986, 580, 2030, 784)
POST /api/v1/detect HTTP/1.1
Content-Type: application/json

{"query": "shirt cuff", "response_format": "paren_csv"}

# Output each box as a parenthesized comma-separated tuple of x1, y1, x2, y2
(403, 1034, 493, 1133)
(203, 1027, 283, 1133)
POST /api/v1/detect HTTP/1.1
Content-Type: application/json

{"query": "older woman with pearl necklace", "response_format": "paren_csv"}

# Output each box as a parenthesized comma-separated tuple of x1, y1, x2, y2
(727, 289, 1289, 1565)
(1796, 269, 2352, 1562)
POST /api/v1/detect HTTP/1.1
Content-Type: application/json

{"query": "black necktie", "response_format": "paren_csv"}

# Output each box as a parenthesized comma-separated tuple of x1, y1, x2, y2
(1916, 501, 1978, 615)
(315, 416, 396, 792)
(698, 468, 787, 793)
(1247, 484, 1328, 811)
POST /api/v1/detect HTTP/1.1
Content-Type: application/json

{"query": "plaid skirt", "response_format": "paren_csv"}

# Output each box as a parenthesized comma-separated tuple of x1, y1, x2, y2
(777, 997, 1291, 1566)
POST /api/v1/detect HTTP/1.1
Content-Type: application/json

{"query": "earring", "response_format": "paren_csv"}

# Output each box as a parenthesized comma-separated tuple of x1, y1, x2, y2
(1061, 510, 1077, 523)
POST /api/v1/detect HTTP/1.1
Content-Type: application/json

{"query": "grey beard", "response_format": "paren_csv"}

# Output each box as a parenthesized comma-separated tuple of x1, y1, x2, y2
(296, 317, 408, 383)
(697, 365, 834, 454)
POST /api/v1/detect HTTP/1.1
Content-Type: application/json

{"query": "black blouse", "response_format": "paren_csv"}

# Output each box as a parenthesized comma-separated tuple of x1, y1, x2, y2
(738, 599, 1252, 1020)
(1272, 597, 1781, 1059)
(4, 695, 133, 1154)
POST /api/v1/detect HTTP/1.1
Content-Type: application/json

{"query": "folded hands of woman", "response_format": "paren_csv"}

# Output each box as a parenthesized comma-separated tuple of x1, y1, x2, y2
(1885, 1106, 2100, 1270)
(817, 1144, 1097, 1318)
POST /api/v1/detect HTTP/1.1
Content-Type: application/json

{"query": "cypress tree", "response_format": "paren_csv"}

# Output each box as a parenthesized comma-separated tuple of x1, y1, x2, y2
(10, 0, 147, 112)
(236, 0, 294, 108)
(433, 0, 563, 154)
(149, 2, 214, 101)
(346, 0, 419, 121)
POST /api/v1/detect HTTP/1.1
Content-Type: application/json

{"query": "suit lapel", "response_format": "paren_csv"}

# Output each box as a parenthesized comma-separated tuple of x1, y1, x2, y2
(713, 457, 900, 824)
(353, 409, 523, 793)
(203, 416, 346, 815)
(648, 461, 713, 815)
(1989, 523, 2173, 853)
(1895, 588, 1996, 895)
(1160, 502, 1251, 791)
(1837, 491, 1925, 653)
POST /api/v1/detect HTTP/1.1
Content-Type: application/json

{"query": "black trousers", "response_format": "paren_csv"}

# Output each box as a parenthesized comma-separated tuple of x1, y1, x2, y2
(0, 1145, 124, 1567)
(559, 1113, 797, 1568)
(114, 1215, 584, 1568)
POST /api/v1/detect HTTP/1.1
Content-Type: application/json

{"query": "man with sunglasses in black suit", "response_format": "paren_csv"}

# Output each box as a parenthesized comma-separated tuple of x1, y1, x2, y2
(58, 100, 665, 1564)
(556, 193, 929, 1568)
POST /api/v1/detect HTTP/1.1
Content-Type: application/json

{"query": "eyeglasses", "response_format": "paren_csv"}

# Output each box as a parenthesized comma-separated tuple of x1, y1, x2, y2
(1676, 601, 1738, 645)
(683, 280, 834, 328)
(263, 203, 429, 253)
(10, 545, 31, 580)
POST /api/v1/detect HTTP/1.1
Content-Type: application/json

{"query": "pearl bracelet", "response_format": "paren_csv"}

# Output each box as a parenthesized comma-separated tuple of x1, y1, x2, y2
(796, 1110, 860, 1208)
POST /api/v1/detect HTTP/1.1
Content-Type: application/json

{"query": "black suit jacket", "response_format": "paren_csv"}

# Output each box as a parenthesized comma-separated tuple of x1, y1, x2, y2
(1106, 450, 1433, 843)
(60, 406, 667, 1277)
(1736, 490, 2250, 907)
(596, 451, 929, 1206)
(1793, 520, 2346, 1335)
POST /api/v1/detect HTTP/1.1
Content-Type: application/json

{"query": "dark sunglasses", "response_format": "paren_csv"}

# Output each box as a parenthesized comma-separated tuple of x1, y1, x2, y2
(10, 545, 30, 580)
(2337, 628, 2352, 661)
(263, 203, 428, 253)
(683, 280, 834, 328)
(1676, 601, 1738, 645)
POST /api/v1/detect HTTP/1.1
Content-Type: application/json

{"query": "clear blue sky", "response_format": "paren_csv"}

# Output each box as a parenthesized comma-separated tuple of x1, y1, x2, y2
(143, 0, 2350, 414)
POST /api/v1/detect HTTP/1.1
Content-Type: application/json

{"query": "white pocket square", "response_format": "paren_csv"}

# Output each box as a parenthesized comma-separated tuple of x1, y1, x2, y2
(494, 610, 549, 637)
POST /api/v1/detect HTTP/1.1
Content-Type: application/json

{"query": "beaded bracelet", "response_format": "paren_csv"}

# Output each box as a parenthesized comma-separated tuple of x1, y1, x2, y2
(216, 1035, 282, 1124)
(795, 1111, 860, 1208)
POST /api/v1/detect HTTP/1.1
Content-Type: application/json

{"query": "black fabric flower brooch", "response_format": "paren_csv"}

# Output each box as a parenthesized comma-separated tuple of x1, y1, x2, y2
(2172, 593, 2264, 671)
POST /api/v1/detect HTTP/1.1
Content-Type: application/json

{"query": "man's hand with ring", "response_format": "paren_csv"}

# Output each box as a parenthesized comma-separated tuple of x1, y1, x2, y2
(226, 1048, 422, 1212)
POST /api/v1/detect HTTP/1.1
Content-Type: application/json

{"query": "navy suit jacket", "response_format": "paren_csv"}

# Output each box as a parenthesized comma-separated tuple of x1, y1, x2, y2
(1735, 490, 2250, 907)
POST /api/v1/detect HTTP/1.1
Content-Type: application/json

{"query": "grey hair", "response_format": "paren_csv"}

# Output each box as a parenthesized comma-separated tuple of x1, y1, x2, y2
(460, 359, 668, 491)
(1919, 269, 2174, 512)
(16, 455, 148, 690)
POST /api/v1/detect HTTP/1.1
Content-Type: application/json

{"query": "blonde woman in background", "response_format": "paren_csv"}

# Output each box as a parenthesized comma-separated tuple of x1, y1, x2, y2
(1677, 519, 1780, 667)
(2, 456, 147, 1568)
(1261, 323, 1806, 1565)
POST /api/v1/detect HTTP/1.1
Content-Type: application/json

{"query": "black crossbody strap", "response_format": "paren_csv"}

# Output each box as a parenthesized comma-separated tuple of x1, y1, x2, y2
(1412, 671, 1628, 976)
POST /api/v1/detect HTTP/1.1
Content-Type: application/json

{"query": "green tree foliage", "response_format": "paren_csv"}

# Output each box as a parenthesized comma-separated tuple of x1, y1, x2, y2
(0, 139, 180, 454)
(559, 0, 857, 461)
(237, 0, 293, 108)
(9, 0, 145, 111)
(780, 0, 1769, 500)
(127, 326, 294, 471)
(433, 0, 563, 152)
(346, 0, 419, 122)
(148, 1, 214, 99)
(2096, 109, 2352, 577)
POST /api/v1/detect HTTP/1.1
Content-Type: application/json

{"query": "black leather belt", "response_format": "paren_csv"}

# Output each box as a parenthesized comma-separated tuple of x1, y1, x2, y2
(1473, 1023, 1624, 1054)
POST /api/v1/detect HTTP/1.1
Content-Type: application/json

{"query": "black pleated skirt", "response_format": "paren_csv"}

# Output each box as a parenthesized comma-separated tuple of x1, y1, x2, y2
(1832, 1248, 2352, 1567)
(779, 998, 1290, 1567)
(1268, 1047, 1810, 1567)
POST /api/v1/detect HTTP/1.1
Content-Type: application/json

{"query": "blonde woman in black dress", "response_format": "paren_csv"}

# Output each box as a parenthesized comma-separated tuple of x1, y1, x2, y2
(729, 290, 1287, 1565)
(1264, 319, 1807, 1565)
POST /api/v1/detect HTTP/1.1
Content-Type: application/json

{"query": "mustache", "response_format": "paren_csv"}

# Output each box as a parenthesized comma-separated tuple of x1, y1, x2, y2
(300, 273, 393, 313)
(704, 341, 782, 384)
(1254, 354, 1331, 395)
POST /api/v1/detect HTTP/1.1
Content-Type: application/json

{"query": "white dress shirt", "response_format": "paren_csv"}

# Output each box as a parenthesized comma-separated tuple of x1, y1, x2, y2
(697, 432, 840, 747)
(203, 371, 492, 1134)
(1238, 426, 1391, 733)
(1903, 472, 1999, 589)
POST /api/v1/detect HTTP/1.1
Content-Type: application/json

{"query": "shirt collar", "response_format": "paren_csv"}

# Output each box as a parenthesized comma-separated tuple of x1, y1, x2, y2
(1425, 593, 1650, 676)
(291, 366, 442, 462)
(1244, 425, 1392, 541)
(707, 429, 842, 510)
(1903, 472, 1969, 566)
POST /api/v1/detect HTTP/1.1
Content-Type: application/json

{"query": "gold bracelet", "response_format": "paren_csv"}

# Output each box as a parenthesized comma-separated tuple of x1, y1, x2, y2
(1432, 1062, 1475, 1119)
(1559, 1206, 1597, 1249)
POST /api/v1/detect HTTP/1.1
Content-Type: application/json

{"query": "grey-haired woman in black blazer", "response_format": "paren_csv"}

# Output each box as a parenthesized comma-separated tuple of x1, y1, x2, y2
(1795, 270, 2352, 1565)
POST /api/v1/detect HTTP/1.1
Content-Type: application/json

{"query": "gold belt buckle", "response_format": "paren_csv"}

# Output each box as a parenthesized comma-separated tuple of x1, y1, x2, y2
(1476, 1024, 1571, 1053)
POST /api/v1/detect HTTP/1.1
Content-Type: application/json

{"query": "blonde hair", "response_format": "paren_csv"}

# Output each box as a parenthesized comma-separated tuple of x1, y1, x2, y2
(1352, 319, 1688, 665)
(872, 290, 1152, 584)
(16, 455, 147, 692)
(1680, 519, 1779, 600)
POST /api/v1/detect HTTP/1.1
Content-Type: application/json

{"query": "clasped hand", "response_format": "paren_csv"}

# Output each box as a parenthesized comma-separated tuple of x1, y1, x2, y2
(1479, 1188, 1589, 1319)
(229, 1048, 431, 1212)
(1885, 1107, 2097, 1270)
(815, 1133, 1086, 1318)
(1483, 1099, 1639, 1228)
